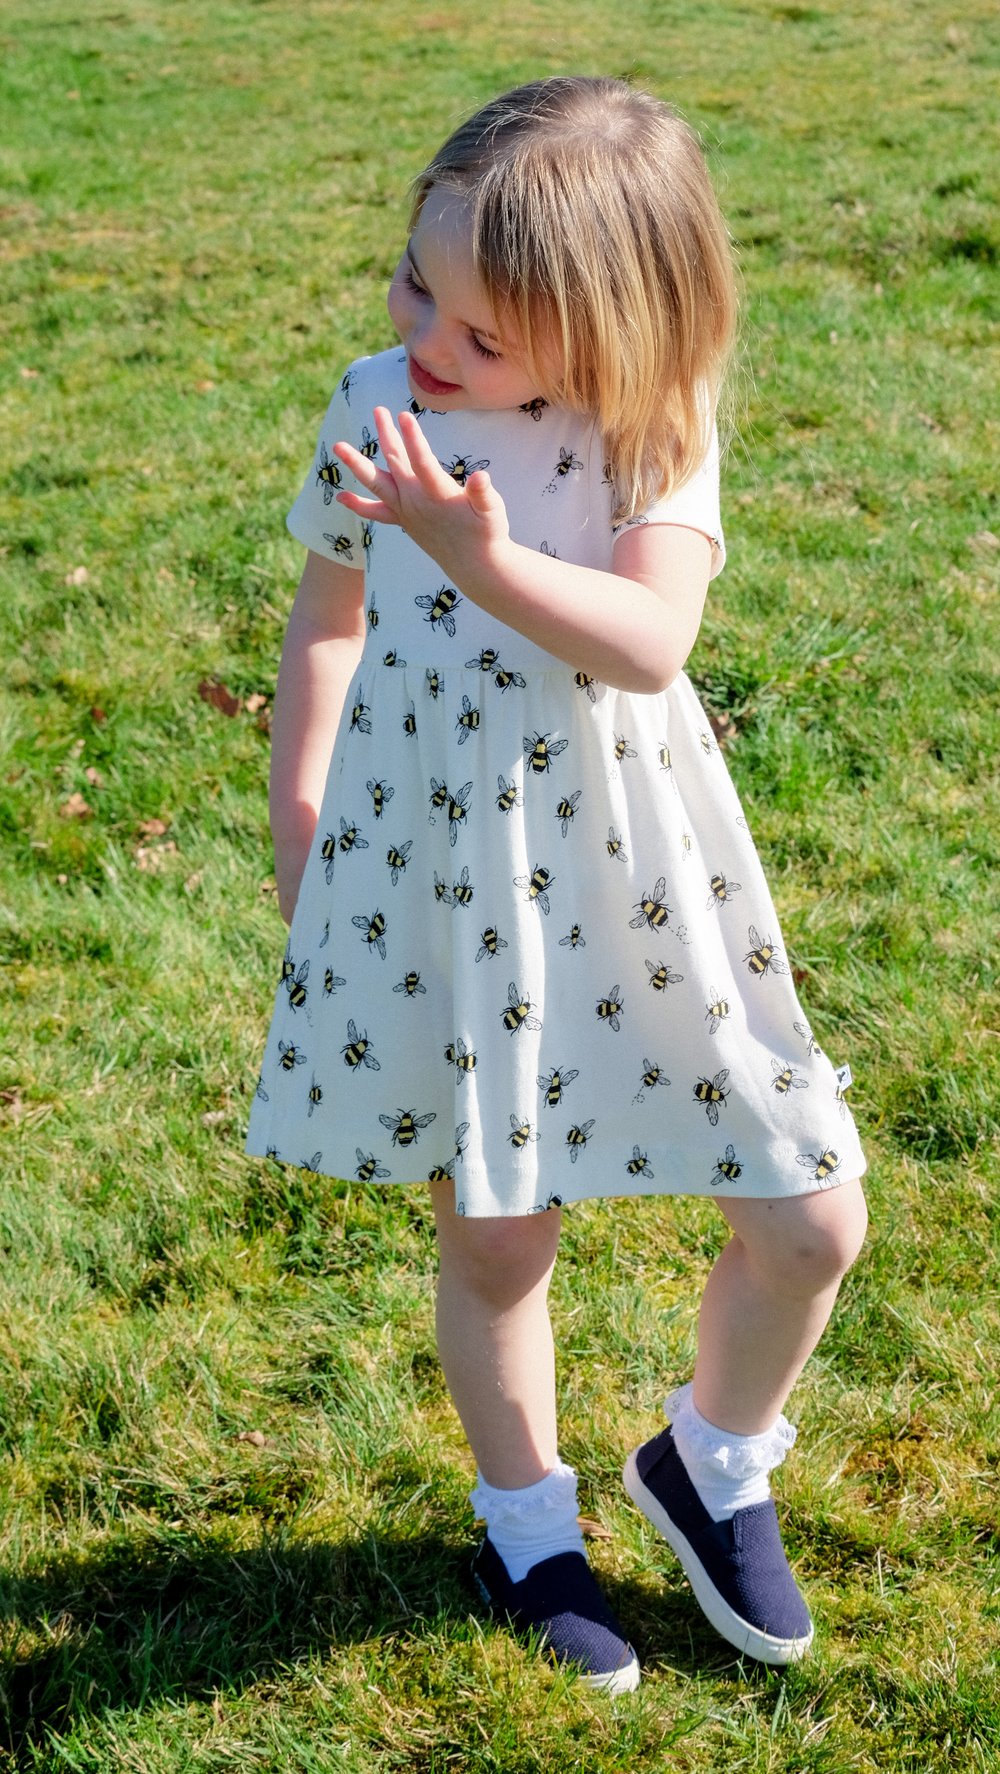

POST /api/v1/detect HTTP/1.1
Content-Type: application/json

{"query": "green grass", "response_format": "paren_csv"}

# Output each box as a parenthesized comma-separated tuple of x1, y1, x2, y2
(2, 0, 998, 1767)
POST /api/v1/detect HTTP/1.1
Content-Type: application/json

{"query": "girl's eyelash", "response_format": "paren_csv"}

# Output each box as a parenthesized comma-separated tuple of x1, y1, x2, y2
(403, 267, 501, 362)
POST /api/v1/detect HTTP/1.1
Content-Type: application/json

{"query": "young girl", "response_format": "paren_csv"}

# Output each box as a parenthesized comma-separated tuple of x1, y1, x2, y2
(247, 76, 868, 1692)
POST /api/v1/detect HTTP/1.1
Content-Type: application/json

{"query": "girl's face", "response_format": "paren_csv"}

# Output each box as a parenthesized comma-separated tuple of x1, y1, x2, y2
(387, 187, 544, 412)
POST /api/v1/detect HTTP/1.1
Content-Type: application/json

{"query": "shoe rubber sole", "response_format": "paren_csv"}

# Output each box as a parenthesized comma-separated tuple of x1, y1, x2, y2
(472, 1568, 641, 1694)
(623, 1449, 814, 1666)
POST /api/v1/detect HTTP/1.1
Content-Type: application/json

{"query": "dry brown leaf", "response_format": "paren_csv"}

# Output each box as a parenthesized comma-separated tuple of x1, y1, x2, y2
(90, 706, 107, 723)
(244, 692, 268, 714)
(577, 1516, 613, 1541)
(59, 792, 91, 819)
(236, 1430, 269, 1448)
(138, 817, 170, 838)
(84, 766, 104, 788)
(195, 379, 216, 393)
(64, 565, 90, 586)
(199, 678, 242, 717)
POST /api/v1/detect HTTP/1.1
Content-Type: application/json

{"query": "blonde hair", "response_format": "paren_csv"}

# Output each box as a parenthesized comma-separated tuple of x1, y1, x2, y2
(411, 77, 738, 522)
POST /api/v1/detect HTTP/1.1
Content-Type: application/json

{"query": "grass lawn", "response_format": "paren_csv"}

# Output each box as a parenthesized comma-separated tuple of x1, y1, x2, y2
(1, 0, 998, 1767)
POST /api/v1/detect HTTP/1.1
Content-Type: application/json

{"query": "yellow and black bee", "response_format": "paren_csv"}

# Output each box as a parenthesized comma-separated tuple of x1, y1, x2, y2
(613, 733, 637, 765)
(386, 840, 412, 885)
(645, 958, 683, 991)
(323, 530, 354, 561)
(429, 777, 449, 816)
(416, 585, 462, 635)
(658, 741, 672, 774)
(323, 967, 345, 996)
(454, 1121, 470, 1164)
(340, 369, 356, 403)
(537, 1065, 579, 1105)
(529, 1191, 563, 1212)
(285, 959, 310, 1010)
(596, 985, 624, 1031)
(352, 908, 387, 959)
(520, 397, 547, 420)
(427, 1159, 456, 1184)
(451, 865, 474, 907)
(476, 927, 508, 962)
(680, 832, 692, 861)
(634, 1057, 670, 1102)
(694, 1068, 730, 1126)
(630, 878, 671, 932)
(515, 864, 555, 915)
(524, 731, 569, 775)
(770, 1058, 809, 1095)
(699, 729, 719, 755)
(502, 981, 542, 1035)
(359, 425, 379, 460)
(467, 648, 500, 672)
(403, 704, 417, 737)
(382, 650, 406, 668)
(315, 443, 342, 503)
(280, 945, 296, 987)
(321, 832, 337, 883)
(407, 396, 426, 417)
(794, 1019, 823, 1057)
(318, 919, 330, 949)
(745, 925, 788, 979)
(447, 780, 473, 844)
(367, 603, 379, 630)
(574, 671, 597, 701)
(566, 1119, 595, 1162)
(367, 778, 393, 819)
(493, 664, 526, 692)
(339, 817, 368, 855)
(361, 521, 374, 564)
(606, 827, 628, 863)
(440, 453, 490, 486)
(355, 1149, 390, 1183)
(433, 873, 452, 905)
(393, 970, 426, 997)
(426, 668, 442, 700)
(627, 1146, 654, 1178)
(496, 773, 522, 814)
(450, 1038, 477, 1081)
(711, 1145, 743, 1187)
(299, 1152, 323, 1173)
(278, 1039, 306, 1072)
(834, 1064, 853, 1118)
(705, 993, 730, 1034)
(707, 872, 742, 910)
(508, 1115, 539, 1149)
(307, 1076, 323, 1117)
(559, 924, 585, 950)
(379, 1106, 437, 1147)
(342, 1019, 380, 1071)
(545, 445, 583, 492)
(796, 1146, 841, 1185)
(555, 790, 581, 836)
(350, 697, 371, 734)
(456, 696, 480, 743)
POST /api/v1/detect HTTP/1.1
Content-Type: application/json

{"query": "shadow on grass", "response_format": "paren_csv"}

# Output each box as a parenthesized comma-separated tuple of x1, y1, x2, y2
(0, 1530, 743, 1753)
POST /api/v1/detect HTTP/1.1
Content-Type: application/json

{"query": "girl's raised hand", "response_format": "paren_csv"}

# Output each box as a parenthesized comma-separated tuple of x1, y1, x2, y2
(334, 407, 510, 575)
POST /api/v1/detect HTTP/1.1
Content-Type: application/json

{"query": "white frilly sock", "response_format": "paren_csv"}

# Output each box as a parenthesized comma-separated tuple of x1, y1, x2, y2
(469, 1460, 587, 1583)
(666, 1382, 797, 1524)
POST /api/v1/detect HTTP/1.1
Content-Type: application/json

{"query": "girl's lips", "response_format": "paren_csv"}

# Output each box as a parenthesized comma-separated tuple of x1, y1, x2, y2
(409, 355, 462, 396)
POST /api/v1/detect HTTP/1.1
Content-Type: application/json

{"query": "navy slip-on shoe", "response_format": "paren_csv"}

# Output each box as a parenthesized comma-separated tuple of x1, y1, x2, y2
(623, 1426, 814, 1665)
(471, 1535, 640, 1693)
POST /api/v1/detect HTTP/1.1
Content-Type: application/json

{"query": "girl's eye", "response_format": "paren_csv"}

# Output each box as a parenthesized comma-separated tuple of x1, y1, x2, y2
(404, 269, 427, 297)
(470, 335, 501, 362)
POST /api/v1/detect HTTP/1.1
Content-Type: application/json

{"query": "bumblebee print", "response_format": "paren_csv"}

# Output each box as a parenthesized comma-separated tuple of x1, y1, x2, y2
(538, 1066, 579, 1106)
(379, 1107, 437, 1147)
(416, 585, 462, 635)
(476, 927, 508, 962)
(515, 864, 555, 914)
(528, 1192, 563, 1212)
(352, 909, 387, 959)
(343, 1020, 380, 1071)
(524, 731, 569, 775)
(247, 352, 866, 1214)
(596, 986, 624, 1031)
(694, 1069, 730, 1126)
(316, 443, 342, 502)
(711, 1145, 743, 1187)
(745, 926, 789, 979)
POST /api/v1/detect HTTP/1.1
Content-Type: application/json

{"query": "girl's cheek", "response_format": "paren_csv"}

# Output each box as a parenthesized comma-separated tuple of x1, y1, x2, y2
(386, 276, 411, 342)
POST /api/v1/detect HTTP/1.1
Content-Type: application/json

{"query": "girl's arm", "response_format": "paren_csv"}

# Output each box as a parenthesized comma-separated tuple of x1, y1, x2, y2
(269, 549, 367, 925)
(334, 407, 713, 695)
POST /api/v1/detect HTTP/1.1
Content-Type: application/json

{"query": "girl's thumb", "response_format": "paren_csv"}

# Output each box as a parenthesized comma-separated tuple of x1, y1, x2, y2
(466, 469, 495, 509)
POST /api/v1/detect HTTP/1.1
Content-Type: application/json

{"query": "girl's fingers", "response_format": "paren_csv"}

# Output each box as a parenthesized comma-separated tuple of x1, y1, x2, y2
(336, 489, 398, 525)
(396, 410, 452, 492)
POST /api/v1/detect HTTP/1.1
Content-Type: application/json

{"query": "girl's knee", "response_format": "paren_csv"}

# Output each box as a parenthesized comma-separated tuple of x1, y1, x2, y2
(725, 1178, 868, 1295)
(432, 1191, 561, 1303)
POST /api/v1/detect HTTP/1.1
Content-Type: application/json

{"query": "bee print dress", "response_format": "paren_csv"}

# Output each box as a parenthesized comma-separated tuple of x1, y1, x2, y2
(246, 349, 867, 1217)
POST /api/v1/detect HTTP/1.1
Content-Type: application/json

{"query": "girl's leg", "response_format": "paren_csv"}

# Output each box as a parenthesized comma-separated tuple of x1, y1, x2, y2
(429, 1178, 562, 1487)
(693, 1177, 868, 1435)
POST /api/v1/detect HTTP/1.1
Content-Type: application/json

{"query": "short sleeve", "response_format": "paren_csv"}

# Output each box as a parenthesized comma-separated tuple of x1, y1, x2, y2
(613, 422, 726, 580)
(285, 365, 368, 569)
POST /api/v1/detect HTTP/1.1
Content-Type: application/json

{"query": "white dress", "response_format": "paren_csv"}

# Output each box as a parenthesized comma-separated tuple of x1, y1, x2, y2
(246, 349, 866, 1217)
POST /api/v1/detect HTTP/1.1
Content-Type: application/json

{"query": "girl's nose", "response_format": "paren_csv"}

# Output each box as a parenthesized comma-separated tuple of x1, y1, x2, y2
(410, 311, 452, 373)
